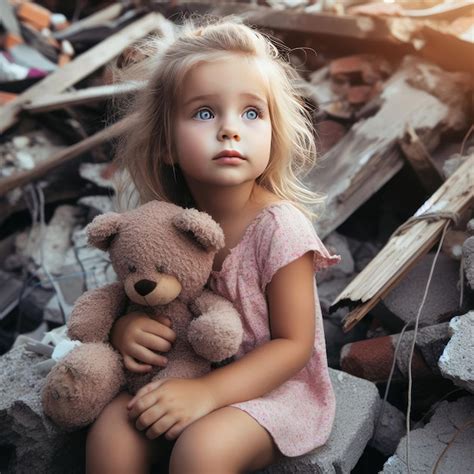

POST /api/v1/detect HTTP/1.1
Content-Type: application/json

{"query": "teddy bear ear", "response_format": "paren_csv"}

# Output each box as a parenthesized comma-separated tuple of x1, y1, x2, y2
(86, 212, 122, 251)
(173, 208, 225, 252)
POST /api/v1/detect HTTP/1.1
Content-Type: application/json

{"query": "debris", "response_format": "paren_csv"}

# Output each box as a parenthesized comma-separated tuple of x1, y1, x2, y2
(462, 236, 474, 290)
(334, 154, 474, 332)
(340, 322, 450, 383)
(374, 253, 462, 329)
(307, 56, 469, 238)
(370, 402, 406, 457)
(382, 396, 474, 473)
(438, 311, 474, 394)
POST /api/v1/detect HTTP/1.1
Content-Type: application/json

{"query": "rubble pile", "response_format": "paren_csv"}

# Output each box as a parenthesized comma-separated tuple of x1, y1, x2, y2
(1, 1, 473, 473)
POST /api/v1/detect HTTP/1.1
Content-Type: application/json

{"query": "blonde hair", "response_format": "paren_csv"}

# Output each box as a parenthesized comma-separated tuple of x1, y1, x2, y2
(113, 16, 325, 219)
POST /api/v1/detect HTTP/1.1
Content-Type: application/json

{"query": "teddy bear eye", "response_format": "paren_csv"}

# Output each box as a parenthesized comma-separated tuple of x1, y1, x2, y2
(156, 265, 164, 273)
(128, 265, 137, 273)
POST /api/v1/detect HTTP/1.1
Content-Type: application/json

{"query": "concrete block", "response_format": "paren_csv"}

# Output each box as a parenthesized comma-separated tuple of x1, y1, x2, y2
(462, 236, 474, 290)
(376, 253, 461, 328)
(370, 402, 406, 456)
(438, 311, 474, 393)
(260, 369, 381, 474)
(0, 344, 84, 473)
(383, 396, 474, 473)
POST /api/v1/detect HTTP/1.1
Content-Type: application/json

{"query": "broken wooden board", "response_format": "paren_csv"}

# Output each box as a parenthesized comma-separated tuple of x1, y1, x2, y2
(0, 118, 129, 196)
(332, 153, 474, 332)
(23, 81, 144, 114)
(203, 3, 405, 45)
(303, 56, 469, 239)
(0, 12, 170, 134)
(399, 125, 445, 193)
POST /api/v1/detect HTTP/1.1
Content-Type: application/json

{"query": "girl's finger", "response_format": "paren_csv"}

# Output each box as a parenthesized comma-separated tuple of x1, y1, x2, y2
(130, 344, 168, 367)
(165, 421, 187, 441)
(128, 379, 166, 409)
(143, 321, 177, 344)
(146, 414, 178, 440)
(123, 355, 152, 374)
(155, 314, 173, 328)
(135, 402, 166, 431)
(136, 331, 172, 353)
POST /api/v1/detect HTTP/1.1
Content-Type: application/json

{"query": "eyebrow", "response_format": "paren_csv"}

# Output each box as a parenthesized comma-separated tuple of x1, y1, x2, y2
(183, 92, 267, 107)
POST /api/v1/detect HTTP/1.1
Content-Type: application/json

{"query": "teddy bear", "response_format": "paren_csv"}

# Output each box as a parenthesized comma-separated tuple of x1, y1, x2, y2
(41, 200, 243, 429)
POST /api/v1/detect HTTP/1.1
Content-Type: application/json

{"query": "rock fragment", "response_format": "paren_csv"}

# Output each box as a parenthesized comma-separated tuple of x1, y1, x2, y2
(383, 396, 474, 473)
(438, 311, 474, 393)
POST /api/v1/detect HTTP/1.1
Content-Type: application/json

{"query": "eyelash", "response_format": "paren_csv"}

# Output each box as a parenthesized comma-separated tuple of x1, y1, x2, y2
(193, 106, 264, 120)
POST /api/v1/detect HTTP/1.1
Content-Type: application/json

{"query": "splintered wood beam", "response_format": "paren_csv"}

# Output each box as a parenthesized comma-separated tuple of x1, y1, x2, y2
(398, 125, 445, 193)
(22, 81, 144, 114)
(0, 12, 166, 134)
(303, 56, 470, 239)
(0, 117, 129, 196)
(333, 154, 474, 332)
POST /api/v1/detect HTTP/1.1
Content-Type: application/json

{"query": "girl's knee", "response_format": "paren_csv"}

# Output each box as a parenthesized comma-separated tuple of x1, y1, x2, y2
(86, 392, 152, 473)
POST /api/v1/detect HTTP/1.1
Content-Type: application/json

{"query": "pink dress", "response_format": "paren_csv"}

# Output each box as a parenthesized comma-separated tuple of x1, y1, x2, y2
(208, 201, 341, 457)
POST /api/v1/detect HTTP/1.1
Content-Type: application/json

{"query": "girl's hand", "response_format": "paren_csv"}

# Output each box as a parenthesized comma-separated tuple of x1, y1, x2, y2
(110, 312, 176, 373)
(127, 378, 217, 440)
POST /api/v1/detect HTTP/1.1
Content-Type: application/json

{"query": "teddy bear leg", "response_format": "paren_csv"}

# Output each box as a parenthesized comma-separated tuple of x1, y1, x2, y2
(42, 342, 125, 429)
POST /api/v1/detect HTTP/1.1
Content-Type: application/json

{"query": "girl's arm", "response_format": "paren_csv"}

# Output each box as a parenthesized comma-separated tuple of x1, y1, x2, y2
(201, 250, 316, 408)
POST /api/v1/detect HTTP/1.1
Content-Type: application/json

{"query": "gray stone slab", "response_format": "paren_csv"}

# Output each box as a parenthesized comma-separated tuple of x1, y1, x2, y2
(463, 236, 474, 290)
(382, 396, 474, 473)
(438, 311, 474, 393)
(260, 369, 381, 474)
(378, 253, 461, 327)
(0, 344, 84, 474)
(370, 402, 406, 456)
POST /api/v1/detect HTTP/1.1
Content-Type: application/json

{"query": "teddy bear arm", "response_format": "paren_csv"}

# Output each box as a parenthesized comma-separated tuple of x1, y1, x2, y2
(188, 290, 243, 362)
(67, 282, 127, 343)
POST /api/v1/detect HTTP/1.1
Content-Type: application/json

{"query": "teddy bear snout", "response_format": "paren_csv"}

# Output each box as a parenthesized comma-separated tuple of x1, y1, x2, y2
(134, 279, 157, 296)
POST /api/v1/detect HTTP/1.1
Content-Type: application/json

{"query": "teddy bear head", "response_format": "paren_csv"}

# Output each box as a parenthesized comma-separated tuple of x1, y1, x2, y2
(85, 201, 224, 304)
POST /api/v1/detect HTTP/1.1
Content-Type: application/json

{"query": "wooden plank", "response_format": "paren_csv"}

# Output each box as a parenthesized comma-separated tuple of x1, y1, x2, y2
(0, 12, 165, 134)
(0, 118, 129, 196)
(333, 154, 474, 332)
(64, 3, 124, 32)
(204, 3, 403, 44)
(399, 125, 444, 193)
(23, 81, 144, 114)
(302, 56, 469, 239)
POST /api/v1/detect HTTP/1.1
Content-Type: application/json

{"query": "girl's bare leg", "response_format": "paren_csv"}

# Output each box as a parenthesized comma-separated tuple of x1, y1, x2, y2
(86, 392, 170, 474)
(169, 406, 282, 474)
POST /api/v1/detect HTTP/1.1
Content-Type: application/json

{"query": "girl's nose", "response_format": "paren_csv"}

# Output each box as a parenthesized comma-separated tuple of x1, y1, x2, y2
(217, 126, 241, 142)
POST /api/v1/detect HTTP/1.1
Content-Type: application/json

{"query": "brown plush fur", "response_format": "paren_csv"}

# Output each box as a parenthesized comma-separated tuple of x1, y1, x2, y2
(41, 201, 243, 429)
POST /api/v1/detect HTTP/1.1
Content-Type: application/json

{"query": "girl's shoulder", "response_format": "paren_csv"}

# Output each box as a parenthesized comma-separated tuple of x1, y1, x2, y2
(250, 201, 340, 289)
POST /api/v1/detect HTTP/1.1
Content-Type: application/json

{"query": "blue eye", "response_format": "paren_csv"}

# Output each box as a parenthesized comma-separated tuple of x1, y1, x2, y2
(194, 108, 214, 120)
(244, 108, 259, 120)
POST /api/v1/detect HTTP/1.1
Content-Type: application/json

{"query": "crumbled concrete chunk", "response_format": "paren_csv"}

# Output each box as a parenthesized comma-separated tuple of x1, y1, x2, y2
(383, 396, 474, 473)
(370, 401, 406, 456)
(438, 311, 474, 393)
(0, 345, 85, 473)
(462, 236, 474, 290)
(378, 253, 461, 327)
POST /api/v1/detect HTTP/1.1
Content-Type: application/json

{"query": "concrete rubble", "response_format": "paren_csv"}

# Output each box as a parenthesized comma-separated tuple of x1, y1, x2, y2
(438, 311, 474, 394)
(1, 1, 474, 473)
(383, 396, 474, 473)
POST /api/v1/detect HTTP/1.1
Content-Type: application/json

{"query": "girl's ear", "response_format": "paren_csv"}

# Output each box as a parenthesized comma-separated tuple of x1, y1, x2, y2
(173, 208, 225, 252)
(86, 212, 122, 251)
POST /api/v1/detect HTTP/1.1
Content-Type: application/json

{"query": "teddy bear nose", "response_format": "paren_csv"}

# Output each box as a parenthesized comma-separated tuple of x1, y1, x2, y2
(134, 279, 157, 296)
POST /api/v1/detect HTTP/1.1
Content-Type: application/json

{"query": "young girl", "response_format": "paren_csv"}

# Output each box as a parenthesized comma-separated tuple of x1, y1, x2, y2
(86, 18, 340, 474)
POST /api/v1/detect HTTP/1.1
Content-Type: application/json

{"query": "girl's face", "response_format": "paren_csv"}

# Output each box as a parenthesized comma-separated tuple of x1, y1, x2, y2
(173, 55, 272, 190)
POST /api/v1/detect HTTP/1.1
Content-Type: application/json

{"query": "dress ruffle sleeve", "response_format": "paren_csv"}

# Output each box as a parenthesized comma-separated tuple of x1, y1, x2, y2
(257, 205, 341, 292)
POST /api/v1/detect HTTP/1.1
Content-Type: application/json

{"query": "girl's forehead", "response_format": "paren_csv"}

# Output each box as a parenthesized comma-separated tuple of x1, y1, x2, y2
(178, 55, 271, 103)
